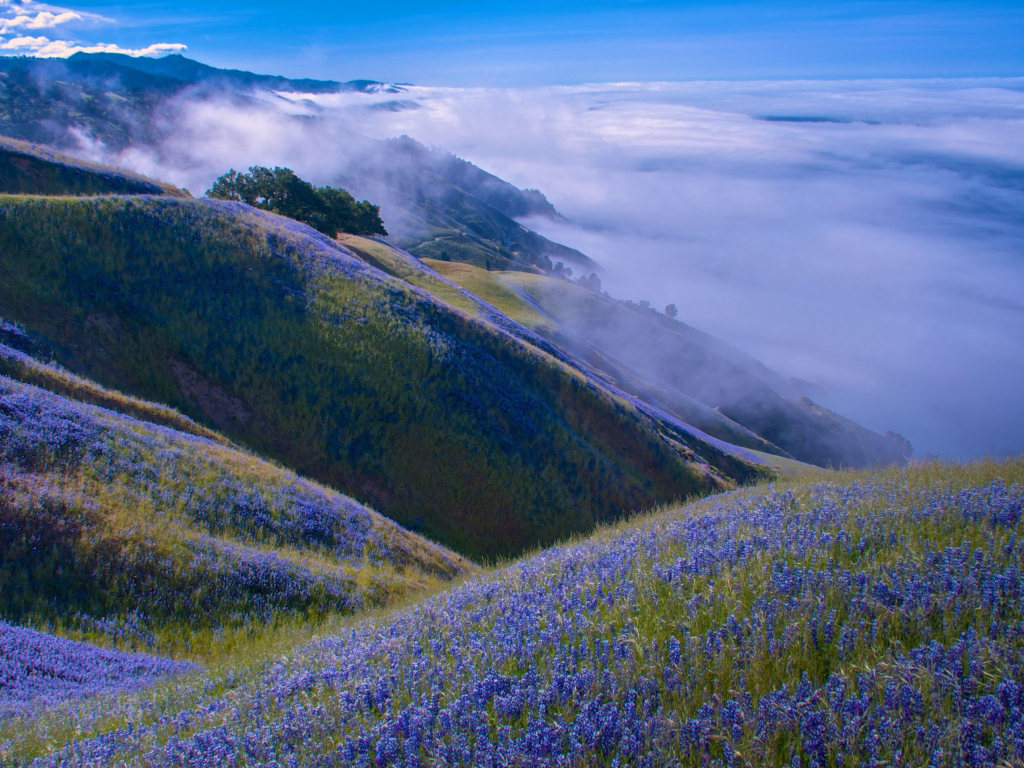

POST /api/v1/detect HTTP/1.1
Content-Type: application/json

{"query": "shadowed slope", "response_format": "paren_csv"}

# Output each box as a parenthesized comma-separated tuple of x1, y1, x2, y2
(420, 259, 791, 456)
(0, 136, 187, 197)
(0, 195, 763, 559)
(0, 373, 469, 656)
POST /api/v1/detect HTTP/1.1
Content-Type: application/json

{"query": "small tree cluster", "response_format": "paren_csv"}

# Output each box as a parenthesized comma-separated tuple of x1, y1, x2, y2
(207, 166, 387, 238)
(576, 273, 602, 293)
(551, 261, 573, 280)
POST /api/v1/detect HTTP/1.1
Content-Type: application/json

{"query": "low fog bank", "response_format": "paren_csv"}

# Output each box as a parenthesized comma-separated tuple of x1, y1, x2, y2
(89, 78, 1024, 458)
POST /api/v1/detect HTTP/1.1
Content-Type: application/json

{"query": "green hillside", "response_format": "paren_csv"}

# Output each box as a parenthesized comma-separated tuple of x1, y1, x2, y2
(0, 196, 763, 560)
(0, 360, 469, 658)
(342, 137, 597, 273)
(460, 267, 910, 469)
(5, 458, 1022, 766)
(0, 136, 187, 197)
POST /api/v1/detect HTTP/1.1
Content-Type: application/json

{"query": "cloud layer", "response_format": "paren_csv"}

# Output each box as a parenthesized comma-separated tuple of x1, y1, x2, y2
(89, 77, 1024, 459)
(0, 0, 184, 58)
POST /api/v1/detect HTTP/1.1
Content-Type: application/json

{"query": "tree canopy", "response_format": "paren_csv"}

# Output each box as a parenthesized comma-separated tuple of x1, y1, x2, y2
(207, 166, 387, 238)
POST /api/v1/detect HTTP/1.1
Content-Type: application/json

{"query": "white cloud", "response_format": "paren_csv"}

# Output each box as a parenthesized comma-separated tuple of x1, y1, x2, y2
(0, 0, 182, 58)
(0, 10, 82, 33)
(2, 37, 187, 57)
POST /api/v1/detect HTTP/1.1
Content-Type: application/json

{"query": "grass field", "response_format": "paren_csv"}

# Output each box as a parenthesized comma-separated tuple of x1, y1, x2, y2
(2, 458, 1021, 766)
(0, 372, 470, 660)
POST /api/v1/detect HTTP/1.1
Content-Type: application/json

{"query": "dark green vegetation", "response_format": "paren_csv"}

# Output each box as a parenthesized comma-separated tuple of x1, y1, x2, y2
(0, 136, 187, 197)
(0, 195, 763, 560)
(428, 260, 912, 469)
(208, 166, 386, 237)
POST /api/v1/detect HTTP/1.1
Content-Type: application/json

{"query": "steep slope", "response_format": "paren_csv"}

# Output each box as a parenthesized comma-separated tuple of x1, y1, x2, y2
(0, 367, 468, 655)
(342, 136, 596, 272)
(480, 268, 911, 468)
(0, 136, 187, 197)
(339, 238, 793, 462)
(0, 195, 762, 559)
(8, 459, 1023, 765)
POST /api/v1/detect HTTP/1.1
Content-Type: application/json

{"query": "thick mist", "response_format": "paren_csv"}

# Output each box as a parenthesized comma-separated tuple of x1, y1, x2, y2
(88, 78, 1024, 459)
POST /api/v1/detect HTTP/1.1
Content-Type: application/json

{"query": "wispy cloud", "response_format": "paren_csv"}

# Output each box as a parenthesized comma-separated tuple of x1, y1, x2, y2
(0, 0, 184, 58)
(0, 36, 186, 57)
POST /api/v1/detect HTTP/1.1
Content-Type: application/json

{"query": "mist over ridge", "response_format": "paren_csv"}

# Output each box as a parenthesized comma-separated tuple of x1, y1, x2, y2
(33, 66, 1024, 459)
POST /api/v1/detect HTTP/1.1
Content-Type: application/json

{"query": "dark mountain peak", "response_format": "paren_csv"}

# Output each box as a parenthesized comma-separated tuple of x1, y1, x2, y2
(384, 135, 562, 220)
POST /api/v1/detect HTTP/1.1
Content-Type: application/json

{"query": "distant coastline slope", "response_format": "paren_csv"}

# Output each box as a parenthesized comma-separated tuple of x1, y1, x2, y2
(0, 196, 761, 559)
(426, 260, 911, 469)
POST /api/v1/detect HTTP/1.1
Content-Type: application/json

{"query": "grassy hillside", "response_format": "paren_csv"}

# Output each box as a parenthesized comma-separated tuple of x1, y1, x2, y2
(0, 136, 187, 197)
(421, 260, 800, 455)
(0, 372, 468, 657)
(0, 325, 228, 444)
(5, 458, 1022, 766)
(490, 269, 910, 469)
(0, 622, 193, 720)
(0, 195, 762, 559)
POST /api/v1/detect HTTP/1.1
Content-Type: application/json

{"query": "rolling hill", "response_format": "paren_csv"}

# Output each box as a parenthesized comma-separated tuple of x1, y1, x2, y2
(0, 347, 469, 657)
(0, 194, 764, 560)
(4, 458, 1021, 766)
(425, 258, 913, 468)
(340, 136, 597, 273)
(0, 136, 187, 197)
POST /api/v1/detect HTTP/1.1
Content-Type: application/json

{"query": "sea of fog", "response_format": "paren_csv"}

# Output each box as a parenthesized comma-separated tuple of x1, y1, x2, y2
(107, 78, 1024, 459)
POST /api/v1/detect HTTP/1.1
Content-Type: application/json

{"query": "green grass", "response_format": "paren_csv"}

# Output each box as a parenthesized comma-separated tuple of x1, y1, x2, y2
(3, 457, 1020, 766)
(0, 196, 763, 560)
(0, 374, 472, 659)
(0, 340, 230, 445)
(423, 258, 556, 332)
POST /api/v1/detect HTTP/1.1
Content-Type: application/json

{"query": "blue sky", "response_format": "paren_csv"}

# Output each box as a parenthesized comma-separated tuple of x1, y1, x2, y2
(1, 0, 1022, 84)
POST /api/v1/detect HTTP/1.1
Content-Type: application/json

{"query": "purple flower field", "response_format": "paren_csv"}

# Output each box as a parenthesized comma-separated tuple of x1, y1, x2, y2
(3, 461, 1021, 767)
(0, 622, 193, 720)
(0, 370, 468, 659)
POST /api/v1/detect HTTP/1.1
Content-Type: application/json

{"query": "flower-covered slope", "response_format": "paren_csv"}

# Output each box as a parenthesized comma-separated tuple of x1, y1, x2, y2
(5, 459, 1022, 767)
(0, 195, 765, 559)
(0, 372, 470, 657)
(0, 622, 193, 720)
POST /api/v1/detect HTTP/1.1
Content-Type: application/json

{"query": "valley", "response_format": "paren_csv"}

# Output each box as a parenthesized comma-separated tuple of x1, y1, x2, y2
(0, 50, 1019, 768)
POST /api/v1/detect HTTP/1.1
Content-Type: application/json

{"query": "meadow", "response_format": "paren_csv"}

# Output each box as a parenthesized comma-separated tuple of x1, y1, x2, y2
(1, 458, 1020, 766)
(0, 194, 760, 560)
(0, 366, 468, 658)
(1, 140, 1020, 768)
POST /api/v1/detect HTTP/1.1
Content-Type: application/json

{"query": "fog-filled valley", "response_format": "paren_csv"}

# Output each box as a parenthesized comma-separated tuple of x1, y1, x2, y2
(50, 73, 1024, 458)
